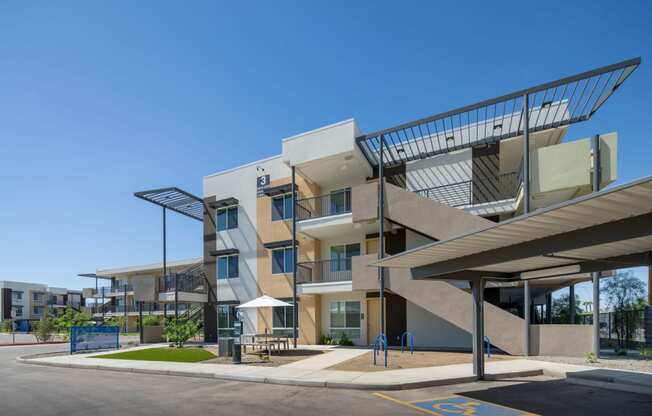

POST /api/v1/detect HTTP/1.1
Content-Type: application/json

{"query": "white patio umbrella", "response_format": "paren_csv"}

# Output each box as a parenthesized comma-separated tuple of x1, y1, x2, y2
(236, 295, 292, 309)
(236, 296, 293, 351)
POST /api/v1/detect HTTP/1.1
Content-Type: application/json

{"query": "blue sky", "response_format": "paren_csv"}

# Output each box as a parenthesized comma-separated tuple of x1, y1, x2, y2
(0, 1, 651, 300)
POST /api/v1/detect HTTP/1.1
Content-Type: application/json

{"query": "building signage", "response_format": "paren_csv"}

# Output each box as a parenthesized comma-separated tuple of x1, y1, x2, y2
(70, 326, 120, 353)
(257, 174, 270, 196)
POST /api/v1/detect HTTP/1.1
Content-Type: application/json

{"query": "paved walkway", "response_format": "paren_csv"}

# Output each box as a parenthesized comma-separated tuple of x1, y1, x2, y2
(18, 345, 547, 390)
(280, 347, 369, 370)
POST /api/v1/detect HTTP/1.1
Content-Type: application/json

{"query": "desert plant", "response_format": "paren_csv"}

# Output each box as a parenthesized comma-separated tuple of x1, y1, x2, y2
(602, 271, 646, 351)
(585, 351, 598, 364)
(54, 308, 92, 340)
(142, 315, 161, 326)
(640, 347, 652, 360)
(2, 320, 14, 333)
(164, 318, 199, 348)
(33, 317, 57, 343)
(319, 334, 333, 345)
(338, 332, 354, 346)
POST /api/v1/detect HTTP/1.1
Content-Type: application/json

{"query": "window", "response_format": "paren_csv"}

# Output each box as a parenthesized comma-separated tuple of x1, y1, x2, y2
(330, 243, 360, 271)
(272, 247, 294, 274)
(217, 255, 239, 279)
(11, 291, 23, 302)
(12, 306, 23, 317)
(217, 206, 238, 231)
(32, 306, 43, 316)
(273, 302, 296, 336)
(329, 301, 361, 339)
(329, 188, 351, 214)
(271, 193, 293, 221)
(218, 304, 238, 337)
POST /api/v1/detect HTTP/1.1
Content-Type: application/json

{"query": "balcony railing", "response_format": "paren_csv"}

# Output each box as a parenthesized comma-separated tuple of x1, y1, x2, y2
(297, 259, 353, 284)
(296, 188, 351, 221)
(111, 283, 133, 293)
(413, 171, 521, 208)
(158, 273, 207, 294)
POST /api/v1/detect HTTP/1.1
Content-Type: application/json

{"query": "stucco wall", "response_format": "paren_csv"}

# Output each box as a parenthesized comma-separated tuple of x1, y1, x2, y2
(529, 324, 593, 357)
(406, 301, 471, 349)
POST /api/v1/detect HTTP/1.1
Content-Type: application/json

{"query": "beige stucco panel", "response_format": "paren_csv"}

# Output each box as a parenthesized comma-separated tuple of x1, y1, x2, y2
(529, 324, 592, 357)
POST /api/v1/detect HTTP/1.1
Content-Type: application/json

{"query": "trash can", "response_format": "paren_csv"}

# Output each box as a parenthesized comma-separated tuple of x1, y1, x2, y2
(218, 338, 234, 357)
(232, 342, 241, 364)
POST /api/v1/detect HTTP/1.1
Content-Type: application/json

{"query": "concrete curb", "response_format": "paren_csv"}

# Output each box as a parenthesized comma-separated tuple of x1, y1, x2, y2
(16, 354, 544, 391)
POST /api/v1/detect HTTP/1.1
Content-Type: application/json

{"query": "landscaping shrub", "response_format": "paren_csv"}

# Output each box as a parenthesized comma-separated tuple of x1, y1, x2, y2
(2, 320, 13, 333)
(164, 318, 199, 348)
(142, 315, 161, 326)
(338, 333, 354, 346)
(584, 351, 598, 364)
(33, 317, 56, 342)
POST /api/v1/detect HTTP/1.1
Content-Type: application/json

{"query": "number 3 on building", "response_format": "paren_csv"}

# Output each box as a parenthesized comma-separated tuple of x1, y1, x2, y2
(257, 175, 269, 188)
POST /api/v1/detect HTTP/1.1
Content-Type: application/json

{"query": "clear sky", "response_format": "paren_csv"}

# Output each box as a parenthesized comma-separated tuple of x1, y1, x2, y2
(1, 1, 651, 300)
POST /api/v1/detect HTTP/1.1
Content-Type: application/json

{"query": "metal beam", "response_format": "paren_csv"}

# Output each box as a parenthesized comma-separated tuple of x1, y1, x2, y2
(378, 135, 386, 339)
(592, 134, 601, 358)
(524, 280, 530, 356)
(411, 212, 652, 278)
(291, 166, 298, 348)
(523, 93, 530, 214)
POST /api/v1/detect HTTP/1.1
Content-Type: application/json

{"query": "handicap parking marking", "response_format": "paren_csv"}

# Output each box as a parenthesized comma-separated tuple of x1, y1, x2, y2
(374, 393, 538, 416)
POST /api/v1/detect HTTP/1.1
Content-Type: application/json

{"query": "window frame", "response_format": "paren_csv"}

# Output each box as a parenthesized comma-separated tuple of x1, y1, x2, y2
(271, 246, 295, 275)
(329, 243, 361, 271)
(271, 193, 293, 222)
(217, 254, 239, 280)
(329, 300, 361, 340)
(216, 206, 238, 231)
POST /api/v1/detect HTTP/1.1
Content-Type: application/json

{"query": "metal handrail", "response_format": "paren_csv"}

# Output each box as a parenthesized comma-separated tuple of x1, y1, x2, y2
(296, 188, 352, 221)
(413, 171, 521, 208)
(296, 259, 354, 284)
(373, 333, 388, 367)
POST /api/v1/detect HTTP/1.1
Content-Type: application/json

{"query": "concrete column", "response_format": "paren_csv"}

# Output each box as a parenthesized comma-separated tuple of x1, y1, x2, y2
(569, 284, 575, 324)
(378, 135, 386, 339)
(546, 293, 552, 324)
(472, 279, 485, 379)
(524, 280, 530, 356)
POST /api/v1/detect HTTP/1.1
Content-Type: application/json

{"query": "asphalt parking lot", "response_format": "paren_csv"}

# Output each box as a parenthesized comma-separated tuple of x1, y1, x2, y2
(2, 344, 652, 416)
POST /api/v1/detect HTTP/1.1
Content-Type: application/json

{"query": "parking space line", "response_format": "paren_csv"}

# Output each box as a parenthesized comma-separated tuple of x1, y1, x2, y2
(373, 393, 445, 415)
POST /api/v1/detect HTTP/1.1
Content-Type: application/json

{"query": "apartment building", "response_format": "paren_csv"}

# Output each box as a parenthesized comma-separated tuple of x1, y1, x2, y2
(199, 58, 639, 354)
(115, 57, 643, 357)
(0, 280, 83, 331)
(81, 258, 205, 332)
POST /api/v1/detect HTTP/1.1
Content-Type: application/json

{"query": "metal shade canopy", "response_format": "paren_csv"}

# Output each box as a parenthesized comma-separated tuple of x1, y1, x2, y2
(134, 187, 205, 221)
(357, 57, 640, 169)
(373, 176, 652, 280)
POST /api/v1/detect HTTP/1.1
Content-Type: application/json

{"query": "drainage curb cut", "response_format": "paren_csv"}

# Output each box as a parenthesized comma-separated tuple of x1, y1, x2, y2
(16, 355, 545, 391)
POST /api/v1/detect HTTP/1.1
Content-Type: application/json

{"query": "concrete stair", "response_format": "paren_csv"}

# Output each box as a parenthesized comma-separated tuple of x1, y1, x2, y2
(352, 182, 525, 355)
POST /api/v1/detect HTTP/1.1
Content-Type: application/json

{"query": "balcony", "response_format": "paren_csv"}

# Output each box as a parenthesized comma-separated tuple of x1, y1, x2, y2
(297, 259, 354, 294)
(296, 188, 351, 221)
(412, 171, 521, 209)
(158, 273, 208, 303)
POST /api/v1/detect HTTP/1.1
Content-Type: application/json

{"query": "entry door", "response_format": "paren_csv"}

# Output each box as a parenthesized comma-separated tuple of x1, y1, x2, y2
(366, 298, 385, 345)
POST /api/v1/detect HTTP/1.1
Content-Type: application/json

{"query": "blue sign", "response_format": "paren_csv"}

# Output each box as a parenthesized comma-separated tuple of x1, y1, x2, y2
(70, 326, 119, 354)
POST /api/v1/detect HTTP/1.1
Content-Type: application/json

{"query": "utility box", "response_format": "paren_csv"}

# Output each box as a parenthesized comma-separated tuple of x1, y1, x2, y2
(218, 338, 234, 357)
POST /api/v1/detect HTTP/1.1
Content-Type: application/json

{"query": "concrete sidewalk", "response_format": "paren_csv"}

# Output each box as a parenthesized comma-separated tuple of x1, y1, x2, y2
(18, 346, 548, 390)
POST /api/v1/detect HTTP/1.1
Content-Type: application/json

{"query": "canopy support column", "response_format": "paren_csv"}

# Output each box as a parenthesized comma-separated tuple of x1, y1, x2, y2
(471, 278, 485, 379)
(378, 135, 386, 339)
(524, 280, 530, 356)
(291, 166, 298, 348)
(592, 134, 602, 357)
(569, 284, 576, 324)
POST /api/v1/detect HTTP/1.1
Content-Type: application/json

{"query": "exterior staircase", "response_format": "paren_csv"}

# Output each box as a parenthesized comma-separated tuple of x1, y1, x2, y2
(352, 182, 525, 355)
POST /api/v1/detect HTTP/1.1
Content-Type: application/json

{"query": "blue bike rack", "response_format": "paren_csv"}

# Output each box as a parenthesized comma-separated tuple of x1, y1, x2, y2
(484, 336, 492, 358)
(400, 331, 414, 355)
(373, 333, 388, 367)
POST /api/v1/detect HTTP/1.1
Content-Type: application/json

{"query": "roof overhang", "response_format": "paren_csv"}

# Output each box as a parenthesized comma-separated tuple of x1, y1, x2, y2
(373, 176, 652, 281)
(357, 57, 640, 169)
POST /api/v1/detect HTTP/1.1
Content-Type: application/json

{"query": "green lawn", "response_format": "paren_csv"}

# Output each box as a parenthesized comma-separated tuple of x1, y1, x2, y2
(95, 347, 215, 363)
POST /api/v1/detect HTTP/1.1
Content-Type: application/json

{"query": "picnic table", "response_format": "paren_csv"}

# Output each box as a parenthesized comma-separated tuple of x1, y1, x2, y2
(240, 333, 290, 354)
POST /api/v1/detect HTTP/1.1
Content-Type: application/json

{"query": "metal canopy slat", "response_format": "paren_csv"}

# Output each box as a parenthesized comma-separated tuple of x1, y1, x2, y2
(134, 187, 206, 221)
(357, 58, 640, 168)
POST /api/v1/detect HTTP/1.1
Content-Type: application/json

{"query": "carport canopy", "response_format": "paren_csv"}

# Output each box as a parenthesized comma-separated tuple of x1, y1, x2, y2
(372, 176, 652, 281)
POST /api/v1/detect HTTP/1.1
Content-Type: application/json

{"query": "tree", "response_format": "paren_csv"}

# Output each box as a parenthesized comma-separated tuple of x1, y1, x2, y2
(551, 293, 582, 324)
(33, 317, 56, 342)
(602, 271, 647, 351)
(164, 318, 199, 348)
(53, 308, 92, 340)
